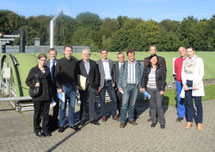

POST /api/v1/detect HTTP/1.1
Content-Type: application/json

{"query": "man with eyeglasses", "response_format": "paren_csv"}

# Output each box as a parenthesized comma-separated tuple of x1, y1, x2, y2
(46, 48, 59, 130)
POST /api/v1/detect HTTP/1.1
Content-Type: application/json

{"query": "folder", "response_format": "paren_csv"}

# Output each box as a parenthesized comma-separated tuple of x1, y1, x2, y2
(78, 75, 87, 91)
(57, 92, 65, 102)
(144, 91, 151, 99)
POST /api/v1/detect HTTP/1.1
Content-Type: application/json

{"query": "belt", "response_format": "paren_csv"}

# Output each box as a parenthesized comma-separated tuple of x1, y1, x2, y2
(104, 79, 112, 83)
(128, 83, 135, 85)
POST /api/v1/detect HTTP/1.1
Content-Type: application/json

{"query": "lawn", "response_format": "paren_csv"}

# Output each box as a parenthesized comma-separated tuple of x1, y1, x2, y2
(1, 51, 215, 97)
(163, 84, 215, 107)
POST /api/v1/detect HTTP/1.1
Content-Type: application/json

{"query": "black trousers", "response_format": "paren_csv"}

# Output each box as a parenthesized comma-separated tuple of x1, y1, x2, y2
(33, 100, 50, 133)
(115, 87, 122, 115)
(52, 95, 59, 122)
(80, 85, 97, 121)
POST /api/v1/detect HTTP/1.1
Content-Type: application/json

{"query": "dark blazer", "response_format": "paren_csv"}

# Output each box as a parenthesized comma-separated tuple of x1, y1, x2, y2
(46, 59, 58, 69)
(97, 59, 115, 89)
(77, 59, 100, 89)
(45, 59, 58, 86)
(25, 65, 53, 101)
(141, 64, 166, 91)
(143, 56, 167, 72)
(113, 62, 123, 87)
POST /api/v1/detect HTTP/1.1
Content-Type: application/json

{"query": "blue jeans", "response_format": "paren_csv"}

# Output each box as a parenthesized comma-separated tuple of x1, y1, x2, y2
(176, 80, 185, 118)
(59, 84, 76, 127)
(185, 80, 203, 124)
(100, 81, 117, 117)
(120, 84, 138, 123)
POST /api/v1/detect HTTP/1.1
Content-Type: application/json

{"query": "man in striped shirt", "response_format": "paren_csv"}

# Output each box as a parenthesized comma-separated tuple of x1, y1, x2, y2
(118, 49, 143, 128)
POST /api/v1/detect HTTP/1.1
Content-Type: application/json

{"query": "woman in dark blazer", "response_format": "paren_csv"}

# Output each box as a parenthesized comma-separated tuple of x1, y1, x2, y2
(140, 54, 166, 129)
(26, 53, 53, 137)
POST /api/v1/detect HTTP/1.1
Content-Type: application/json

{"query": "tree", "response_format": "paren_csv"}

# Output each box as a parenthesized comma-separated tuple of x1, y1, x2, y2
(129, 20, 160, 52)
(177, 16, 198, 48)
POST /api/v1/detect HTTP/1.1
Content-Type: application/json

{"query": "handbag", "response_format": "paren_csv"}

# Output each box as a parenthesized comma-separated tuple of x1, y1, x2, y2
(29, 74, 41, 98)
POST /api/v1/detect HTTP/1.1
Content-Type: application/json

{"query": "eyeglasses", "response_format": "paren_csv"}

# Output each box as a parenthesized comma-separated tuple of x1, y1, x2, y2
(40, 59, 46, 62)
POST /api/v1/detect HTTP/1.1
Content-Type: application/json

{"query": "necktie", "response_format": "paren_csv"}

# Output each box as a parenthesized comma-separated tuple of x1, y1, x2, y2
(51, 61, 55, 81)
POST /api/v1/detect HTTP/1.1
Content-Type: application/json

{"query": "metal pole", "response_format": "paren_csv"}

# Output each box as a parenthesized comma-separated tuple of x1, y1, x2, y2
(50, 10, 63, 48)
(0, 96, 32, 102)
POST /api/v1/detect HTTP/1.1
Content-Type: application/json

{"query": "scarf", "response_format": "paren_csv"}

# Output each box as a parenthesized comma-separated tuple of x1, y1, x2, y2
(184, 54, 198, 73)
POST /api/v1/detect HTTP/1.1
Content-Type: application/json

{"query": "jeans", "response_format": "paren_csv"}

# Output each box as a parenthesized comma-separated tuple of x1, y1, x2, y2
(100, 81, 117, 117)
(120, 84, 138, 123)
(176, 80, 185, 118)
(185, 80, 203, 124)
(59, 84, 76, 127)
(80, 85, 97, 121)
(147, 88, 165, 125)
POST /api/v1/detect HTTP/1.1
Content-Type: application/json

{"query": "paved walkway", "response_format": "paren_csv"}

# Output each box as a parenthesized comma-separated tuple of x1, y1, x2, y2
(0, 100, 215, 152)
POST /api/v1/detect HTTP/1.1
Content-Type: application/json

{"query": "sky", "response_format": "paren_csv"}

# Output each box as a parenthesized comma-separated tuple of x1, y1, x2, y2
(0, 0, 214, 22)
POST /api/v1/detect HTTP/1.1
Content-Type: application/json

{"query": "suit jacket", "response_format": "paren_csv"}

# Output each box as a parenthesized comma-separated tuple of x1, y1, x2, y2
(77, 59, 100, 89)
(45, 59, 58, 88)
(97, 59, 115, 89)
(113, 62, 124, 87)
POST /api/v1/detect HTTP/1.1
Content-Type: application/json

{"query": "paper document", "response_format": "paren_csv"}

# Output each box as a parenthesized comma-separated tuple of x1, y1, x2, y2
(144, 91, 151, 99)
(57, 92, 65, 102)
(50, 98, 56, 107)
(188, 87, 193, 90)
(78, 75, 87, 90)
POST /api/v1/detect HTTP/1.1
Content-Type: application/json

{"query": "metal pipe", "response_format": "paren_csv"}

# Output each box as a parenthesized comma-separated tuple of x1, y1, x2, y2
(0, 96, 32, 102)
(50, 10, 63, 48)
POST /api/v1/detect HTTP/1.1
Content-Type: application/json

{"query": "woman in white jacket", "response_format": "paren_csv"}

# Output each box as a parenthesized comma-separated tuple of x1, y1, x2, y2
(180, 46, 205, 131)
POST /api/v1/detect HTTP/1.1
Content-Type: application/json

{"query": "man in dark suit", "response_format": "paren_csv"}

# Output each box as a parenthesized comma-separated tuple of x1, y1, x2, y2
(46, 48, 59, 130)
(77, 49, 100, 125)
(97, 48, 119, 122)
(114, 53, 125, 116)
(143, 45, 167, 122)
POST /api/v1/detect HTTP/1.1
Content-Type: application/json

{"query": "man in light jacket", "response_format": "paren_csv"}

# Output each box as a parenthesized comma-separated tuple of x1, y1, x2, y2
(118, 49, 143, 128)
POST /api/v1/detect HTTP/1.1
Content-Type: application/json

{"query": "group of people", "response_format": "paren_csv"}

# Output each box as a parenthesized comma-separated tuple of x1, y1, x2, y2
(25, 44, 205, 138)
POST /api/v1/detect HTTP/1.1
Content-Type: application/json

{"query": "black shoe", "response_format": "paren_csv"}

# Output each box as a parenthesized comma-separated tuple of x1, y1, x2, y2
(44, 132, 52, 137)
(80, 121, 86, 126)
(58, 126, 65, 133)
(161, 125, 165, 129)
(176, 117, 183, 122)
(70, 126, 80, 131)
(151, 123, 156, 127)
(90, 120, 100, 125)
(35, 131, 45, 138)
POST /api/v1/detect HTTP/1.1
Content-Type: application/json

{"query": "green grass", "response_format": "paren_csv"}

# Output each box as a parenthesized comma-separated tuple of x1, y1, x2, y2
(163, 84, 215, 106)
(1, 51, 215, 97)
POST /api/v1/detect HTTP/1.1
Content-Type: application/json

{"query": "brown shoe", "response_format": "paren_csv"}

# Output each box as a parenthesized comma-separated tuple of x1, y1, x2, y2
(102, 115, 107, 122)
(185, 122, 193, 128)
(120, 123, 126, 128)
(129, 120, 137, 125)
(147, 118, 152, 122)
(197, 123, 202, 131)
(112, 115, 120, 121)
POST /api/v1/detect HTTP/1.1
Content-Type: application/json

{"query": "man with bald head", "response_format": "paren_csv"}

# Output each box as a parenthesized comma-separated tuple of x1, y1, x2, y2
(143, 45, 167, 71)
(174, 47, 186, 122)
(77, 49, 100, 125)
